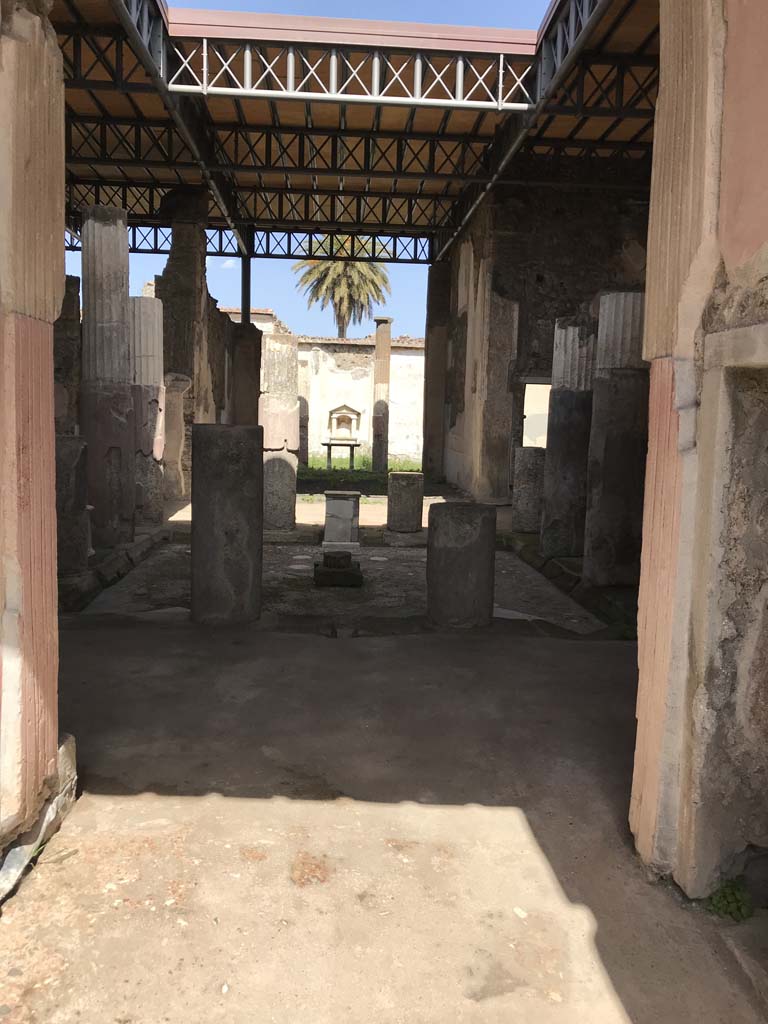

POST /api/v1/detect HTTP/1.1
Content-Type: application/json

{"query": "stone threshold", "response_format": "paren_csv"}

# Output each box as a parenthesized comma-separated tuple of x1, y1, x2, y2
(58, 525, 173, 612)
(497, 530, 639, 638)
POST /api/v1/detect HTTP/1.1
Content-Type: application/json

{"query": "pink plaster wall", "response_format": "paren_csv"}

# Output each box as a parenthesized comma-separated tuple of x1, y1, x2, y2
(0, 6, 64, 845)
(719, 0, 768, 273)
(0, 314, 59, 839)
(630, 357, 682, 864)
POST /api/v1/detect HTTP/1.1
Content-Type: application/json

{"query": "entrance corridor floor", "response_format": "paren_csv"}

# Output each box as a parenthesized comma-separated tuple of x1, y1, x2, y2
(0, 616, 762, 1023)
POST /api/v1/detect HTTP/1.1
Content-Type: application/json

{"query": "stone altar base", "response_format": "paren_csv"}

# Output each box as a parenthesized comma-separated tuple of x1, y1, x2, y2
(313, 549, 364, 587)
(322, 490, 361, 553)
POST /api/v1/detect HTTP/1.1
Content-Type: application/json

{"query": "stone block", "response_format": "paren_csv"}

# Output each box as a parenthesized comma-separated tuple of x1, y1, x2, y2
(191, 424, 264, 624)
(427, 503, 496, 627)
(387, 472, 424, 532)
(323, 490, 360, 552)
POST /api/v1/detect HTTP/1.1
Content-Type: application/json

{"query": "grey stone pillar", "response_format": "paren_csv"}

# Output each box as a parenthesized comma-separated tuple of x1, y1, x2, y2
(55, 435, 90, 576)
(387, 471, 424, 532)
(191, 424, 263, 624)
(79, 205, 135, 547)
(583, 292, 649, 587)
(427, 503, 496, 627)
(129, 296, 165, 523)
(163, 373, 192, 500)
(422, 263, 450, 480)
(510, 447, 546, 532)
(259, 331, 299, 530)
(540, 317, 596, 558)
(53, 275, 81, 435)
(232, 322, 262, 426)
(372, 315, 392, 472)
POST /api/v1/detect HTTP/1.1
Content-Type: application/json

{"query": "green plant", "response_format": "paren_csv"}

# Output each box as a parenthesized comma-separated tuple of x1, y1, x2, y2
(292, 257, 390, 338)
(707, 878, 753, 921)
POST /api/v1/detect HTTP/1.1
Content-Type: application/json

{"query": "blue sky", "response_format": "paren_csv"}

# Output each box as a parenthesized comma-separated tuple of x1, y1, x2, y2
(65, 1, 550, 338)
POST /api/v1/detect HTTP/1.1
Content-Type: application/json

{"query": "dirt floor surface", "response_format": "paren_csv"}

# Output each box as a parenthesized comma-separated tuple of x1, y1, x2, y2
(0, 621, 763, 1023)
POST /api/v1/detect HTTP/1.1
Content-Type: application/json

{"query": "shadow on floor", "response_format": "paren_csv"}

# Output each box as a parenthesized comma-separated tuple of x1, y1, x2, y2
(51, 621, 760, 1024)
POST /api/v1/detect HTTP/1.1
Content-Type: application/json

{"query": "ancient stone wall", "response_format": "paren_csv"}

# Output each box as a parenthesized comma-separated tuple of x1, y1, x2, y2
(442, 202, 522, 501)
(296, 338, 424, 460)
(155, 195, 247, 488)
(53, 275, 81, 434)
(492, 185, 648, 379)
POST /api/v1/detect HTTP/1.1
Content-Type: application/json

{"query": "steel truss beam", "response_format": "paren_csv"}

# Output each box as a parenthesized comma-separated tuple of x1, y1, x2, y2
(66, 178, 454, 233)
(64, 226, 432, 263)
(59, 27, 156, 92)
(66, 114, 493, 184)
(106, 0, 248, 252)
(543, 53, 657, 118)
(537, 0, 609, 96)
(165, 38, 536, 112)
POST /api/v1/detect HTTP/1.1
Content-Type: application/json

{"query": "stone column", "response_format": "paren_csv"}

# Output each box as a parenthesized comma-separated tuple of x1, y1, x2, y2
(163, 373, 192, 500)
(259, 332, 299, 530)
(155, 188, 210, 493)
(582, 292, 649, 587)
(129, 297, 165, 523)
(53, 275, 82, 434)
(372, 315, 392, 472)
(191, 425, 264, 624)
(79, 205, 135, 548)
(387, 471, 424, 532)
(427, 503, 496, 627)
(422, 263, 450, 480)
(539, 317, 596, 558)
(510, 447, 545, 532)
(0, 1, 65, 844)
(55, 436, 90, 576)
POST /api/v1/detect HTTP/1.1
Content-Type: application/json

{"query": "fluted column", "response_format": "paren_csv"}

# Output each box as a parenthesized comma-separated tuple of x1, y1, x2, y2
(582, 292, 649, 586)
(372, 315, 392, 472)
(79, 205, 135, 547)
(539, 316, 596, 558)
(129, 296, 166, 523)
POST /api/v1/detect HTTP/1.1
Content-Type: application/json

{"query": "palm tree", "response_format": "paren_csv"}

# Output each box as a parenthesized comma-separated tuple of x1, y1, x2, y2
(292, 257, 391, 339)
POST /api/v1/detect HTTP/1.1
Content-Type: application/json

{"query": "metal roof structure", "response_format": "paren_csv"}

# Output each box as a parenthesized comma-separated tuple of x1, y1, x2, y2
(57, 0, 659, 263)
